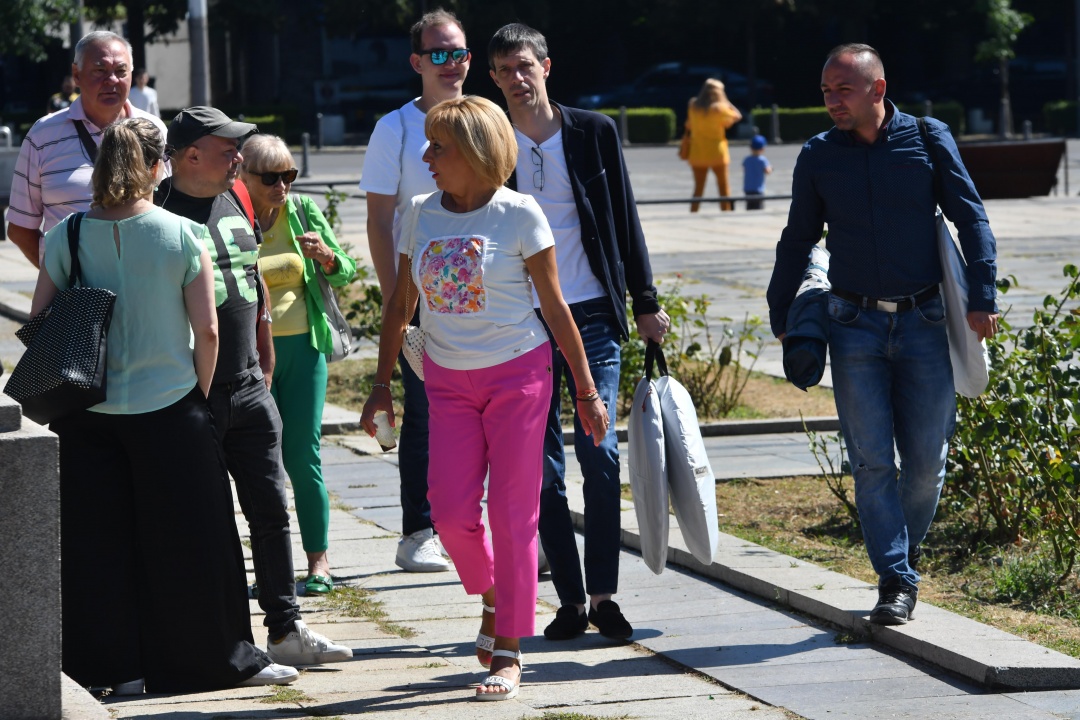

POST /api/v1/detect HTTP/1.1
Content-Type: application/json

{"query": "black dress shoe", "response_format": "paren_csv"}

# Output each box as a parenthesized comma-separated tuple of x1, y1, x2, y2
(869, 583, 918, 625)
(588, 600, 633, 639)
(544, 605, 588, 640)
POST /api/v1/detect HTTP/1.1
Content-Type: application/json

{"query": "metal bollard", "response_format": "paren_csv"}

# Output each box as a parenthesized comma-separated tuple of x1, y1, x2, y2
(924, 99, 933, 118)
(300, 133, 311, 177)
(316, 113, 324, 151)
(0, 125, 11, 148)
(770, 104, 781, 144)
(619, 106, 630, 147)
(1022, 120, 1032, 140)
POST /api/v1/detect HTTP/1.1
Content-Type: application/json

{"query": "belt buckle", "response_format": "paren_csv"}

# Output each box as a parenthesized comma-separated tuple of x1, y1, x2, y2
(876, 299, 900, 313)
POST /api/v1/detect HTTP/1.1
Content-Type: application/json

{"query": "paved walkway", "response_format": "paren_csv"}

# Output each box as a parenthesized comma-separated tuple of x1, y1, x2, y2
(2, 142, 1077, 718)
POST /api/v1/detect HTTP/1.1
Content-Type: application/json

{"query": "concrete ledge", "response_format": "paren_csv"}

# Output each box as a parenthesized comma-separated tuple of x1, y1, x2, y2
(61, 674, 110, 720)
(565, 484, 1080, 691)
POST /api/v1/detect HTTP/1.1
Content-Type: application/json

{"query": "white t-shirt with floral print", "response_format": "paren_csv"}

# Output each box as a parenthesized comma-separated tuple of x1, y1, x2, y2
(397, 187, 555, 371)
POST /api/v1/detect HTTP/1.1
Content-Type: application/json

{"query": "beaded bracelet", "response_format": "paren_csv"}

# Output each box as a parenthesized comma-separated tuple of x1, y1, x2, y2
(372, 383, 391, 392)
(575, 388, 598, 399)
(575, 391, 600, 402)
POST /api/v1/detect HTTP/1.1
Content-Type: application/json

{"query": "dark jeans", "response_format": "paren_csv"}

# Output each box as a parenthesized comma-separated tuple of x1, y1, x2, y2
(746, 191, 764, 210)
(536, 298, 623, 607)
(399, 349, 433, 536)
(208, 372, 300, 640)
(54, 388, 269, 692)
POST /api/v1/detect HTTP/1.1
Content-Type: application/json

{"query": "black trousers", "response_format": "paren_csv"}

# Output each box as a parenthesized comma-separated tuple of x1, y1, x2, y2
(54, 388, 269, 692)
(208, 373, 300, 639)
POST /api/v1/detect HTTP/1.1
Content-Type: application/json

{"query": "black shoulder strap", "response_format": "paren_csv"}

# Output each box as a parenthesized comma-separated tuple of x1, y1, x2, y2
(293, 195, 310, 233)
(917, 118, 943, 207)
(66, 212, 85, 287)
(72, 120, 98, 164)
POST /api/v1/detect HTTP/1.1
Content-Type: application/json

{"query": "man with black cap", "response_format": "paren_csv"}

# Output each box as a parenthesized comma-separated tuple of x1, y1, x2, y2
(157, 106, 352, 667)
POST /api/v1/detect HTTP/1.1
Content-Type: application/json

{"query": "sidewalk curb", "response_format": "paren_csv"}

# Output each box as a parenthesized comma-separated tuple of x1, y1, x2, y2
(564, 505, 1080, 691)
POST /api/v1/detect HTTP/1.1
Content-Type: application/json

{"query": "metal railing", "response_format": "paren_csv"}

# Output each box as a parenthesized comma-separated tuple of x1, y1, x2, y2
(289, 179, 792, 209)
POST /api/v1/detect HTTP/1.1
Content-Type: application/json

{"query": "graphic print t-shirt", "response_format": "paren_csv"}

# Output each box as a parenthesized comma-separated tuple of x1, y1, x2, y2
(155, 179, 262, 383)
(398, 187, 554, 371)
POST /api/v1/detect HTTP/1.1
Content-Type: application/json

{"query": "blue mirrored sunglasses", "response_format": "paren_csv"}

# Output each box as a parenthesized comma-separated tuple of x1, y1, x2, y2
(420, 47, 470, 65)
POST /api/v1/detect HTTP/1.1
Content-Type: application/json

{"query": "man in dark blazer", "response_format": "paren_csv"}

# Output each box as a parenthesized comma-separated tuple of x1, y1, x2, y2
(489, 22, 670, 643)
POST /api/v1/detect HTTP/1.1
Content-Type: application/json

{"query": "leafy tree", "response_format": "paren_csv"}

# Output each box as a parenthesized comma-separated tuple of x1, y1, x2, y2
(0, 0, 78, 63)
(975, 0, 1032, 136)
(82, 0, 189, 69)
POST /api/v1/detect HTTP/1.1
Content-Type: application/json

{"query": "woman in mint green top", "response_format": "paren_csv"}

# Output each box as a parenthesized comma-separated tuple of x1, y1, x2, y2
(31, 118, 284, 694)
(240, 133, 355, 596)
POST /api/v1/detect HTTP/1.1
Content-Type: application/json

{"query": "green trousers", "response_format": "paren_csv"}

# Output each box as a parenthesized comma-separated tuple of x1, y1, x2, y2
(270, 334, 329, 553)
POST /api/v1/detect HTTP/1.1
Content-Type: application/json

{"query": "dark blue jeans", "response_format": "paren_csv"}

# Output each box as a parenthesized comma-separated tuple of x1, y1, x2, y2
(829, 293, 956, 589)
(537, 298, 623, 607)
(208, 372, 300, 640)
(399, 350, 433, 536)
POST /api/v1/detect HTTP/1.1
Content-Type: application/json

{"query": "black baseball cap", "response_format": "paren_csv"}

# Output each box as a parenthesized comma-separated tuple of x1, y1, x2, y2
(167, 106, 257, 151)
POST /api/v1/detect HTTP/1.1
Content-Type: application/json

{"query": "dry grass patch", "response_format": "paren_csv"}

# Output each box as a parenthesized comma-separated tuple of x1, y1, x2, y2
(715, 476, 1080, 658)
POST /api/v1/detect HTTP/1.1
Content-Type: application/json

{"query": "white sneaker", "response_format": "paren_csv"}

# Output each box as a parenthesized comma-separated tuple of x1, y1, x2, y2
(267, 619, 353, 666)
(238, 662, 299, 687)
(395, 528, 450, 572)
(111, 678, 144, 696)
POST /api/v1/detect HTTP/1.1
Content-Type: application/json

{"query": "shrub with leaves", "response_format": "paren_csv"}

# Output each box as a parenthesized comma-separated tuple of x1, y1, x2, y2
(619, 277, 766, 419)
(945, 266, 1080, 584)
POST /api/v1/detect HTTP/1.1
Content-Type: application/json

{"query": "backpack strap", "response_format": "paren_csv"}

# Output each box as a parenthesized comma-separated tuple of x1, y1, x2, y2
(230, 180, 257, 230)
(398, 108, 407, 174)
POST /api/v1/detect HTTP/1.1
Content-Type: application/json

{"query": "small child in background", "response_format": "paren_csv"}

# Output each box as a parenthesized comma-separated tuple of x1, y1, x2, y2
(743, 134, 772, 210)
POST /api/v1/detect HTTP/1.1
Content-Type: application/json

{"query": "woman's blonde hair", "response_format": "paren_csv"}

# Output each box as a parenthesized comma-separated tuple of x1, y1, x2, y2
(425, 96, 517, 190)
(240, 134, 295, 174)
(90, 118, 164, 208)
(693, 78, 728, 111)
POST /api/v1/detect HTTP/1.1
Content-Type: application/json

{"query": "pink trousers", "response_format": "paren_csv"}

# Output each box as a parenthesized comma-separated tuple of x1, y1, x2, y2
(425, 343, 552, 638)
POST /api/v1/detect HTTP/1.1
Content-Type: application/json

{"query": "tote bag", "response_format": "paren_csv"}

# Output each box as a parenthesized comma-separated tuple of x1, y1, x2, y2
(5, 213, 116, 424)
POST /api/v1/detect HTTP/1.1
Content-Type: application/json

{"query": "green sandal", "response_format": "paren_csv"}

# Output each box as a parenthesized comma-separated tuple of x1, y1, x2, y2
(305, 574, 333, 595)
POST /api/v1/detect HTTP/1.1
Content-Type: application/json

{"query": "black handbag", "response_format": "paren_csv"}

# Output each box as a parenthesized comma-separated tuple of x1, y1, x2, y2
(4, 212, 117, 424)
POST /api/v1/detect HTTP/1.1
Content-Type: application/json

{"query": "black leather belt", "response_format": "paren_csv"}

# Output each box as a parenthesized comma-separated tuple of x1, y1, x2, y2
(831, 286, 939, 313)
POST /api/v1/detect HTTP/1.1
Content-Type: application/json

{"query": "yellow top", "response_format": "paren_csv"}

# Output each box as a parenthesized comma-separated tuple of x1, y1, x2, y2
(686, 103, 739, 167)
(257, 210, 309, 337)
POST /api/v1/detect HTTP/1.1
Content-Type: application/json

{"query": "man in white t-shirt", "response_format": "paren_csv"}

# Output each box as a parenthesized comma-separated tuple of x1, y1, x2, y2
(8, 31, 167, 267)
(489, 22, 671, 643)
(358, 9, 471, 573)
(129, 68, 161, 117)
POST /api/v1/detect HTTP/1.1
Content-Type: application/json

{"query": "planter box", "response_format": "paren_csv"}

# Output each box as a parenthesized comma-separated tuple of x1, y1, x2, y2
(957, 139, 1065, 199)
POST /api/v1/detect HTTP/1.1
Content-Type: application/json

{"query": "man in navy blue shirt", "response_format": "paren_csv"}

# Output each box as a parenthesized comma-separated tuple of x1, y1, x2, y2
(767, 44, 999, 625)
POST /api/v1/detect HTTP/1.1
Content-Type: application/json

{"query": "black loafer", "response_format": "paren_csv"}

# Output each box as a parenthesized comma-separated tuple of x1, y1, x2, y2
(588, 600, 633, 639)
(544, 605, 588, 640)
(869, 583, 918, 625)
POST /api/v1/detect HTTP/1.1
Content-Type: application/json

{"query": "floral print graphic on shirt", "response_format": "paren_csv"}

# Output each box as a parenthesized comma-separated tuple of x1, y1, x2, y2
(417, 235, 486, 314)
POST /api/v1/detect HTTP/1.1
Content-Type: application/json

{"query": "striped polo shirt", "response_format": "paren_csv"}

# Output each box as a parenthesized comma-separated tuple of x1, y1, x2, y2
(7, 97, 168, 236)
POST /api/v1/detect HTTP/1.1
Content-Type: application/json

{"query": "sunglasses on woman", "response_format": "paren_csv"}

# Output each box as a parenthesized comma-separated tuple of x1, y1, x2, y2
(419, 47, 470, 65)
(255, 168, 299, 186)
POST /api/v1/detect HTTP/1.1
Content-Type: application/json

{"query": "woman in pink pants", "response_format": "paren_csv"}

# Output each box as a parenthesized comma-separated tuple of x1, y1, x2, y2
(361, 96, 607, 702)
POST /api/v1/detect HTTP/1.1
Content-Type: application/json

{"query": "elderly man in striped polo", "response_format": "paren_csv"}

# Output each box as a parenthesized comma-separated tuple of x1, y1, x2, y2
(7, 30, 166, 267)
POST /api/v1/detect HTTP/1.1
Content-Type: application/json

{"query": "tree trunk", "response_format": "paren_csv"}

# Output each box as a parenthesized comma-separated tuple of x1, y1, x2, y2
(999, 55, 1013, 138)
(127, 0, 146, 70)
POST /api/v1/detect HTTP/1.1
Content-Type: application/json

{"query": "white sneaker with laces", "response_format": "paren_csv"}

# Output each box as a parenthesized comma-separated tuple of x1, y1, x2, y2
(238, 662, 299, 687)
(267, 619, 353, 666)
(395, 528, 450, 572)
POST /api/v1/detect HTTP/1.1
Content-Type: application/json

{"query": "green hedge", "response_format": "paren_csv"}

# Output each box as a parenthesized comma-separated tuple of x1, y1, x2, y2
(1043, 101, 1076, 136)
(238, 114, 287, 139)
(749, 101, 966, 143)
(596, 107, 676, 143)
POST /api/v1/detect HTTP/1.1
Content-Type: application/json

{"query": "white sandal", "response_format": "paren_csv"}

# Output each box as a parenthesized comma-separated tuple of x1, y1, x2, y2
(475, 648, 523, 702)
(476, 602, 495, 668)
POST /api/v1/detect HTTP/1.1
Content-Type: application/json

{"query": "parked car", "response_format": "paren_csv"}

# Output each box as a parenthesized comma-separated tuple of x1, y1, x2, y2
(576, 62, 774, 129)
